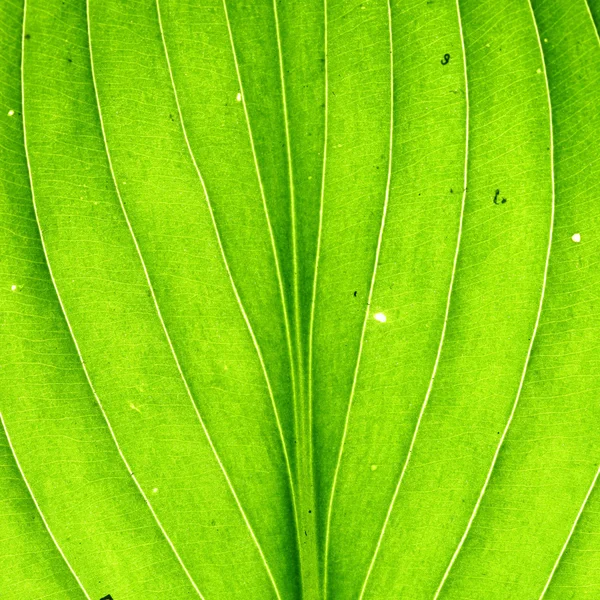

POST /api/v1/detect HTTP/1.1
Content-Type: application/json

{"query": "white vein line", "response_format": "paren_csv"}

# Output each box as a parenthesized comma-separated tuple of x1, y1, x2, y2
(584, 0, 600, 46)
(540, 4, 599, 595)
(538, 465, 600, 599)
(0, 413, 92, 600)
(323, 1, 394, 597)
(433, 2, 556, 596)
(155, 2, 282, 597)
(22, 2, 205, 598)
(308, 0, 328, 481)
(358, 1, 469, 597)
(271, 0, 305, 407)
(221, 0, 298, 505)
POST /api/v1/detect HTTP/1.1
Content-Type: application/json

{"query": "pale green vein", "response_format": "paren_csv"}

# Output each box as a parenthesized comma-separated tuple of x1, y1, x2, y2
(322, 1, 394, 596)
(271, 0, 320, 594)
(308, 0, 328, 491)
(358, 1, 469, 597)
(155, 1, 283, 597)
(22, 3, 205, 598)
(538, 465, 600, 599)
(584, 0, 600, 45)
(271, 0, 304, 401)
(0, 413, 91, 600)
(221, 0, 298, 516)
(432, 2, 556, 596)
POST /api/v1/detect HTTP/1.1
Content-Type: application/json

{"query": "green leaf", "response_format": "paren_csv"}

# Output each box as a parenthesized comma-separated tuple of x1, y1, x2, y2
(1, 0, 599, 598)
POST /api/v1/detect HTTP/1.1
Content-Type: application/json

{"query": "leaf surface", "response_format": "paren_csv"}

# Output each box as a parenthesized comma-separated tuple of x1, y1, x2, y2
(1, 0, 599, 599)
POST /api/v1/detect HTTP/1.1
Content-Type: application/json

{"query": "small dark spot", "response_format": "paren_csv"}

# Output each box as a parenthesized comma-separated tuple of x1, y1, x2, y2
(169, 113, 174, 121)
(493, 189, 506, 205)
(25, 33, 31, 40)
(308, 510, 312, 514)
(450, 188, 453, 193)
(441, 53, 450, 65)
(100, 595, 113, 600)
(353, 291, 357, 297)
(67, 57, 72, 63)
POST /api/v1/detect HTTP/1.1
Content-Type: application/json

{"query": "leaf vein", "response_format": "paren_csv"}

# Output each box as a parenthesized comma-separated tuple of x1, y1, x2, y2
(583, 0, 600, 47)
(358, 1, 470, 596)
(538, 464, 600, 599)
(221, 0, 299, 541)
(432, 2, 556, 596)
(323, 1, 395, 596)
(21, 2, 206, 596)
(155, 2, 284, 597)
(0, 413, 91, 600)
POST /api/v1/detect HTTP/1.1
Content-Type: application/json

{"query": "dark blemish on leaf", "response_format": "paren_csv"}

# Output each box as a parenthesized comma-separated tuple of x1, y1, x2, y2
(25, 33, 31, 40)
(353, 291, 357, 297)
(308, 510, 312, 514)
(67, 57, 72, 63)
(100, 595, 113, 600)
(450, 188, 453, 193)
(441, 53, 450, 65)
(169, 114, 174, 122)
(493, 189, 507, 205)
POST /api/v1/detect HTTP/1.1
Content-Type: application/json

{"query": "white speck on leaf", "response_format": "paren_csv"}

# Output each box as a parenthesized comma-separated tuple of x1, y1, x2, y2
(572, 233, 581, 243)
(152, 488, 159, 494)
(8, 109, 14, 116)
(374, 312, 387, 323)
(236, 92, 242, 102)
(371, 464, 378, 471)
(11, 285, 17, 291)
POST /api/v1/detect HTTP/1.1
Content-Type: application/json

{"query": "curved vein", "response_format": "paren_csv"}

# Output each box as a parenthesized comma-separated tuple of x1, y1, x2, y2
(308, 0, 328, 485)
(538, 465, 600, 599)
(322, 1, 394, 596)
(221, 0, 298, 516)
(0, 413, 91, 600)
(22, 4, 204, 597)
(154, 1, 283, 597)
(271, 0, 304, 392)
(584, 0, 600, 45)
(433, 2, 556, 596)
(358, 1, 469, 596)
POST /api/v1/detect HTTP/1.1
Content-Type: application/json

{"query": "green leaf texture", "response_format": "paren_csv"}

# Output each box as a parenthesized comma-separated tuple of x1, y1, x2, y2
(1, 0, 599, 598)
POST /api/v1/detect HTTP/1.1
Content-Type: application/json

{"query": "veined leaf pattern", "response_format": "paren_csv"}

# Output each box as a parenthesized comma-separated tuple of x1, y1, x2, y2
(0, 0, 599, 598)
